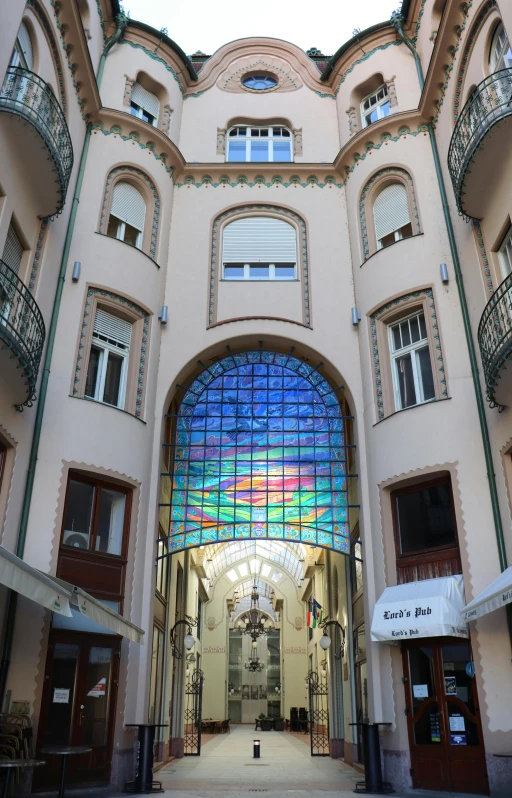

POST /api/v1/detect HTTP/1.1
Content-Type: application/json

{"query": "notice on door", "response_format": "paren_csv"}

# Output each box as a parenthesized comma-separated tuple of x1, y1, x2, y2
(413, 684, 429, 699)
(53, 688, 70, 704)
(449, 715, 465, 732)
(87, 677, 106, 697)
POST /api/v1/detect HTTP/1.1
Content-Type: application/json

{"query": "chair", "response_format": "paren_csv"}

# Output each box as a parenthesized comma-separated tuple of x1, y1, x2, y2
(220, 720, 230, 734)
(254, 718, 261, 731)
(213, 721, 223, 734)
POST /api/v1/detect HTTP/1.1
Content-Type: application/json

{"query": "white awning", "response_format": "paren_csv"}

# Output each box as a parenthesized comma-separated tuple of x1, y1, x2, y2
(371, 575, 468, 642)
(462, 566, 512, 622)
(0, 546, 144, 644)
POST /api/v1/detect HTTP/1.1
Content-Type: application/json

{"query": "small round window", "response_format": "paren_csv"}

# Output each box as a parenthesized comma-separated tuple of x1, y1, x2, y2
(242, 74, 278, 91)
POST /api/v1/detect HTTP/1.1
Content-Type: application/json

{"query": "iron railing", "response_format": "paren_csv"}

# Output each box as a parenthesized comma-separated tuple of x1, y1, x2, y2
(0, 259, 45, 409)
(448, 68, 512, 218)
(478, 272, 512, 410)
(0, 67, 73, 217)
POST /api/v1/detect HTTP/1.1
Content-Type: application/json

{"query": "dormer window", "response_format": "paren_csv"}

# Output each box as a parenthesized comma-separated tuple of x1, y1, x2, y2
(227, 126, 292, 163)
(361, 84, 390, 127)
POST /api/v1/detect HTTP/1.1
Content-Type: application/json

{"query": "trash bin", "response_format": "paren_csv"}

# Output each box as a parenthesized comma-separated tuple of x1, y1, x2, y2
(349, 722, 394, 794)
(124, 723, 168, 794)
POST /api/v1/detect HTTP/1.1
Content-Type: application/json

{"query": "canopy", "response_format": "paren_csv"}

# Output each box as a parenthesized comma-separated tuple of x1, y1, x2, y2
(0, 546, 144, 644)
(371, 575, 468, 642)
(462, 566, 512, 622)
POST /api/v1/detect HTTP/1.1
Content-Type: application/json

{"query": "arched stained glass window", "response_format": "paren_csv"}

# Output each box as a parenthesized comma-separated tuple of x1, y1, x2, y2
(164, 351, 351, 554)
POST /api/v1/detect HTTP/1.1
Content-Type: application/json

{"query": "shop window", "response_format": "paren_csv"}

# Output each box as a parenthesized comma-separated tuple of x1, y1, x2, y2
(85, 308, 131, 410)
(227, 126, 292, 162)
(61, 474, 130, 558)
(393, 479, 456, 557)
(10, 21, 33, 70)
(361, 84, 390, 127)
(489, 22, 512, 72)
(106, 182, 146, 250)
(389, 310, 435, 411)
(373, 183, 413, 250)
(222, 217, 297, 280)
(130, 82, 159, 127)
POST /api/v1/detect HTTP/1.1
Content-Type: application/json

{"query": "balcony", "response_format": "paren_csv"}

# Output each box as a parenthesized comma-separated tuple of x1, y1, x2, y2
(0, 259, 45, 409)
(478, 272, 512, 410)
(448, 68, 512, 220)
(0, 67, 73, 218)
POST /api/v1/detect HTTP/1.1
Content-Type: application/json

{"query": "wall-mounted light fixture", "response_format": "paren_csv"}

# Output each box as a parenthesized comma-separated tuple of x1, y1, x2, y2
(71, 261, 81, 282)
(319, 619, 346, 660)
(351, 307, 361, 326)
(170, 615, 197, 659)
(158, 305, 168, 324)
(440, 263, 449, 284)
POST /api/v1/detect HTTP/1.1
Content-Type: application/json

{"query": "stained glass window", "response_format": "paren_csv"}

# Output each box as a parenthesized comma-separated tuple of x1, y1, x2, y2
(163, 351, 351, 555)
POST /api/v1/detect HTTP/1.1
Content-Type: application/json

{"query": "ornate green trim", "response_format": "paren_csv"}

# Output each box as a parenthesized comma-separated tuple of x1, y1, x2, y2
(209, 204, 311, 327)
(28, 219, 49, 293)
(90, 124, 175, 176)
(74, 287, 150, 418)
(473, 220, 494, 296)
(359, 167, 421, 260)
(100, 166, 160, 260)
(49, 0, 88, 119)
(119, 40, 185, 94)
(27, 0, 67, 112)
(95, 0, 107, 42)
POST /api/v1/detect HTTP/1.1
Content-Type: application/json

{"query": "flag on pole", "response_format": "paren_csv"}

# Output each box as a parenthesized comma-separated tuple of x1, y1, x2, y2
(307, 598, 323, 628)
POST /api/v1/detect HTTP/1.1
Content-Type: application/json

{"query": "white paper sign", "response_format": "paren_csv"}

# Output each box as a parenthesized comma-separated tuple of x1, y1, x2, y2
(413, 684, 429, 699)
(449, 715, 465, 732)
(53, 688, 70, 704)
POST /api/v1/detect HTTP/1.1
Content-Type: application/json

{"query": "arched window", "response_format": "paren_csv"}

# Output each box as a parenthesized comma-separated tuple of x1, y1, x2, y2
(489, 22, 512, 72)
(227, 126, 292, 162)
(130, 82, 159, 127)
(107, 182, 146, 249)
(10, 21, 33, 69)
(222, 217, 297, 281)
(373, 183, 413, 250)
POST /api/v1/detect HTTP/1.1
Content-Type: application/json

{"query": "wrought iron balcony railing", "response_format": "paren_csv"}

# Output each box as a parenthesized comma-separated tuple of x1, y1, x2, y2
(478, 272, 512, 410)
(0, 66, 73, 217)
(448, 68, 512, 218)
(0, 259, 45, 409)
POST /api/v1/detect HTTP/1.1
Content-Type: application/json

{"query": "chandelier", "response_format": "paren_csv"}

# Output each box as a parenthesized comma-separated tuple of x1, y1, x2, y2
(237, 585, 273, 640)
(245, 651, 265, 672)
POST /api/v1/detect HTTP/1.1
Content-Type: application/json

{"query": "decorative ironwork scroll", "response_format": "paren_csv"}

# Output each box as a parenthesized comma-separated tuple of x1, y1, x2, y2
(308, 670, 329, 756)
(184, 670, 203, 756)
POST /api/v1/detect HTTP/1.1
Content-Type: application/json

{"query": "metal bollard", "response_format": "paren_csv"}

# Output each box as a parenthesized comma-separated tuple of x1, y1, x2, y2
(253, 739, 260, 759)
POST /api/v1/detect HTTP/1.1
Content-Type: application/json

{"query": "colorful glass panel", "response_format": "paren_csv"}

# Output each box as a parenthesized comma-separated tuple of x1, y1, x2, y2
(164, 351, 350, 554)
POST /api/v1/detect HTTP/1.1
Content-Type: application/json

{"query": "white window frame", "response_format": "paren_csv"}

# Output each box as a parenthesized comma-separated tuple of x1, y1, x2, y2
(226, 126, 293, 163)
(360, 84, 390, 128)
(86, 335, 129, 409)
(498, 225, 512, 279)
(222, 263, 297, 281)
(377, 226, 408, 251)
(389, 311, 435, 411)
(109, 214, 143, 250)
(130, 101, 157, 128)
(490, 23, 512, 72)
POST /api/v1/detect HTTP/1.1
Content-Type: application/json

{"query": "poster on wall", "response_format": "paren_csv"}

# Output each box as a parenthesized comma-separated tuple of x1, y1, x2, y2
(251, 685, 259, 700)
(242, 685, 250, 700)
(259, 685, 267, 699)
(445, 677, 457, 695)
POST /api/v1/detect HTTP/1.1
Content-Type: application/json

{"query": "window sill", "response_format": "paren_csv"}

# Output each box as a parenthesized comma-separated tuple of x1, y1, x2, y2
(360, 232, 424, 267)
(69, 394, 146, 424)
(220, 279, 299, 283)
(59, 545, 128, 565)
(373, 396, 451, 427)
(95, 232, 160, 268)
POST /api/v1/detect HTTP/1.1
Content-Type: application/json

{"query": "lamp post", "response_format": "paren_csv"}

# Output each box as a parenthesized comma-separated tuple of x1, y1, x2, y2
(170, 615, 198, 659)
(318, 619, 346, 660)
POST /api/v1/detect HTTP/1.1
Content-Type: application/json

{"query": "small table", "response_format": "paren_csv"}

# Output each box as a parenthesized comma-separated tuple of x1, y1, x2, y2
(40, 746, 91, 798)
(0, 760, 45, 798)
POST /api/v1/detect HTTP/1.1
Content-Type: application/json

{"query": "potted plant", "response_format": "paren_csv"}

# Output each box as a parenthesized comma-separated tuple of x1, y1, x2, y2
(260, 715, 273, 731)
(273, 716, 285, 731)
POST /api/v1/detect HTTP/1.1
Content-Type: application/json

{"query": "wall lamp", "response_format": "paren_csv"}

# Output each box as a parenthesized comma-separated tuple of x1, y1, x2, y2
(158, 305, 168, 324)
(170, 615, 197, 659)
(351, 307, 361, 326)
(318, 619, 346, 660)
(440, 263, 449, 284)
(71, 261, 81, 282)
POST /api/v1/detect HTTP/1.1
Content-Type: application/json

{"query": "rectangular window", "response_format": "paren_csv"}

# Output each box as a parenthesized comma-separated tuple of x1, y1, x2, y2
(227, 127, 292, 162)
(393, 479, 456, 556)
(389, 311, 435, 410)
(106, 215, 142, 249)
(498, 224, 512, 279)
(222, 263, 296, 281)
(85, 309, 131, 409)
(361, 85, 390, 128)
(130, 101, 156, 127)
(156, 534, 169, 597)
(62, 475, 130, 558)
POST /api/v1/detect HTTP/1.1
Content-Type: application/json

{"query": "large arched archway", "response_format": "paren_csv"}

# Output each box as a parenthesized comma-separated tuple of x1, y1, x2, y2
(163, 349, 354, 555)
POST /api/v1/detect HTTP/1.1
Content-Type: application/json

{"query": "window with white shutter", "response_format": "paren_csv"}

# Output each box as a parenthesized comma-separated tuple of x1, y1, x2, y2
(85, 308, 131, 409)
(373, 183, 413, 250)
(222, 217, 297, 281)
(130, 82, 159, 127)
(10, 22, 33, 69)
(107, 182, 146, 250)
(2, 225, 24, 275)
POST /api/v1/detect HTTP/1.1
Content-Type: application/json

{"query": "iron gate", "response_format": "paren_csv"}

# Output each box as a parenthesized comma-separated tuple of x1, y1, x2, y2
(308, 670, 329, 756)
(184, 670, 203, 756)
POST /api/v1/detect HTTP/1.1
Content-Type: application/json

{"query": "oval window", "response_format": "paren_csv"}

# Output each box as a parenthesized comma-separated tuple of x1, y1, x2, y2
(242, 74, 278, 90)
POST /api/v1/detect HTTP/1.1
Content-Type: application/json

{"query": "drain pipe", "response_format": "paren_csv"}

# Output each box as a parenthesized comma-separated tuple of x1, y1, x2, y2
(390, 12, 512, 644)
(0, 12, 129, 708)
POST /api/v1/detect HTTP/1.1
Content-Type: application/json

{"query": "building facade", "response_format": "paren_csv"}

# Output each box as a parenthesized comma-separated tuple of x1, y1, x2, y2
(0, 0, 512, 794)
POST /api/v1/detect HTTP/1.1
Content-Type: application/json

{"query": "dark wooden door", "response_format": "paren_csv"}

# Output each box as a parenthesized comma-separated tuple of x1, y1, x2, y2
(35, 631, 120, 789)
(403, 639, 489, 795)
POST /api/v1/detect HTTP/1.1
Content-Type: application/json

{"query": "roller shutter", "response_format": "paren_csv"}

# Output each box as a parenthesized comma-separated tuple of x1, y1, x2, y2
(93, 308, 132, 351)
(2, 225, 23, 275)
(373, 183, 411, 242)
(110, 182, 146, 232)
(132, 82, 160, 121)
(222, 217, 297, 263)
